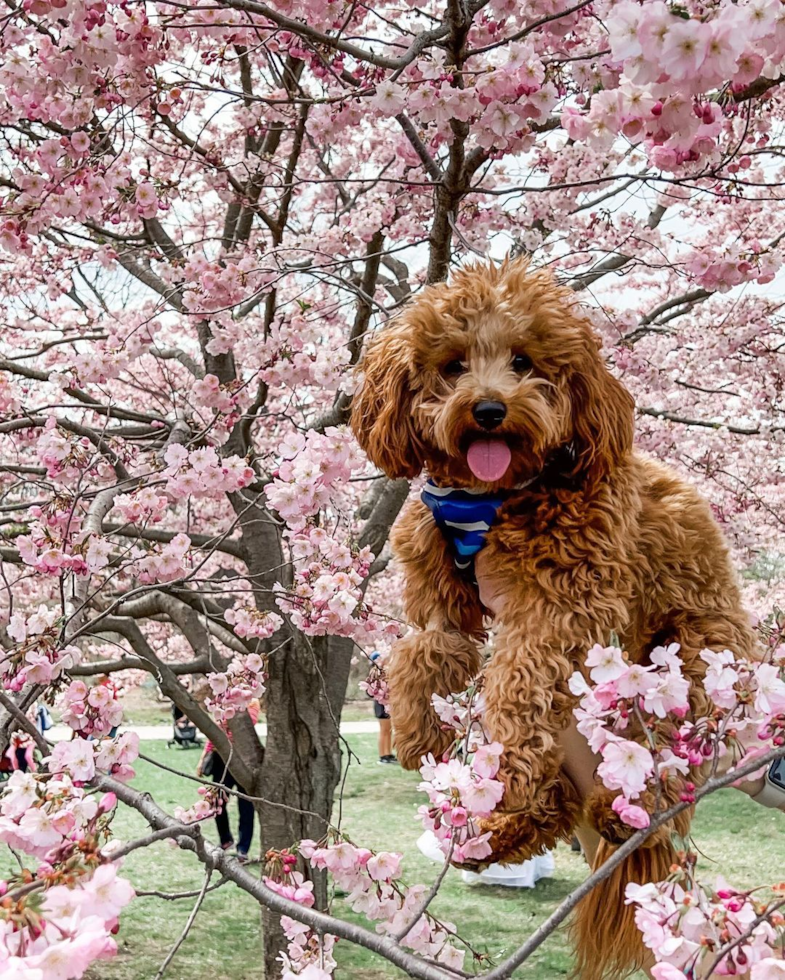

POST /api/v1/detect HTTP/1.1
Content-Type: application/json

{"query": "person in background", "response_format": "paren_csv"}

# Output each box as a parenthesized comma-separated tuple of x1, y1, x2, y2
(416, 828, 555, 889)
(196, 698, 259, 862)
(34, 701, 53, 738)
(369, 652, 397, 765)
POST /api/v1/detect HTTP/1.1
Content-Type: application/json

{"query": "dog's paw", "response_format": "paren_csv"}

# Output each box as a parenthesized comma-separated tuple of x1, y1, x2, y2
(475, 809, 550, 866)
(464, 778, 582, 868)
(586, 785, 670, 847)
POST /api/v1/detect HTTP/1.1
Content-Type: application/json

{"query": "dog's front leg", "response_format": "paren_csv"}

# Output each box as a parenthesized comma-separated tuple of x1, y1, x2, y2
(389, 630, 484, 769)
(387, 501, 486, 770)
(478, 623, 582, 860)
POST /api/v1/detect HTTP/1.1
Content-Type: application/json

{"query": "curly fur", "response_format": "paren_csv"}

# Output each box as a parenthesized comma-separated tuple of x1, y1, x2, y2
(389, 630, 483, 769)
(351, 259, 757, 978)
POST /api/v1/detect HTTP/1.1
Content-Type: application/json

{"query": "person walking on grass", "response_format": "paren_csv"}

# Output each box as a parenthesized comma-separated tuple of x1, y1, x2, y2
(196, 698, 259, 862)
(369, 652, 397, 765)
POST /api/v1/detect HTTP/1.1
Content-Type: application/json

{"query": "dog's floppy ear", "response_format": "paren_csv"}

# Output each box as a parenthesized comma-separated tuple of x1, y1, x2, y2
(568, 336, 634, 487)
(351, 321, 426, 479)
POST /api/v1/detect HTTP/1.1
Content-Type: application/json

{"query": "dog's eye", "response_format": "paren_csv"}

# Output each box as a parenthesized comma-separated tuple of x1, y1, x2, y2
(512, 354, 532, 374)
(443, 359, 467, 377)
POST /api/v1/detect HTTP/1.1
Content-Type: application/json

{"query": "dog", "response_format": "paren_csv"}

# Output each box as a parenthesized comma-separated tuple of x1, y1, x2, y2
(351, 259, 756, 979)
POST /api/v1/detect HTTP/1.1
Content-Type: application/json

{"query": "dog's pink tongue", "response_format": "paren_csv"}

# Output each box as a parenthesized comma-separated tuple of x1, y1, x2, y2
(466, 438, 511, 482)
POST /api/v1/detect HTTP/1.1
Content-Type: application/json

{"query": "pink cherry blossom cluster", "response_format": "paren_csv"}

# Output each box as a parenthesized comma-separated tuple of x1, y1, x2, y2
(1, 770, 94, 860)
(567, 640, 785, 971)
(224, 605, 283, 640)
(4, 605, 80, 689)
(266, 428, 403, 642)
(685, 245, 780, 292)
(0, 768, 134, 980)
(35, 420, 98, 481)
(163, 444, 255, 500)
(46, 732, 139, 787)
(0, 860, 135, 980)
(92, 734, 140, 784)
(265, 850, 333, 978)
(267, 435, 402, 642)
(570, 643, 692, 824)
(273, 543, 368, 638)
(264, 852, 315, 908)
(264, 428, 361, 525)
(273, 540, 401, 643)
(173, 785, 223, 826)
(362, 38, 554, 156)
(134, 532, 192, 584)
(559, 0, 785, 171)
(15, 521, 86, 578)
(60, 679, 123, 738)
(52, 319, 157, 387)
(417, 685, 506, 863)
(607, 1, 785, 95)
(0, 373, 22, 413)
(113, 488, 169, 525)
(104, 315, 161, 361)
(570, 643, 785, 828)
(15, 498, 129, 579)
(279, 917, 337, 980)
(0, 764, 122, 864)
(179, 254, 275, 315)
(206, 652, 267, 724)
(13, 496, 84, 566)
(253, 321, 351, 393)
(417, 745, 505, 865)
(191, 373, 245, 416)
(265, 838, 466, 974)
(358, 653, 389, 707)
(675, 650, 785, 780)
(135, 180, 159, 220)
(627, 872, 784, 979)
(0, 0, 160, 240)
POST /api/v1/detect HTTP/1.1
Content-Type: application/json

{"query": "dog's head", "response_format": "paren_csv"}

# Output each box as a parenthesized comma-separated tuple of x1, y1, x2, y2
(351, 260, 634, 491)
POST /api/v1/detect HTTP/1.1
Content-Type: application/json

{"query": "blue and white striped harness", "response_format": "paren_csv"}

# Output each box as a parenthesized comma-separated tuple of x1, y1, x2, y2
(420, 446, 580, 578)
(420, 480, 508, 576)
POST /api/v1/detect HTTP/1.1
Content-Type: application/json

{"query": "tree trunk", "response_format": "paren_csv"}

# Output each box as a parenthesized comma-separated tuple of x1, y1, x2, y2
(257, 633, 354, 977)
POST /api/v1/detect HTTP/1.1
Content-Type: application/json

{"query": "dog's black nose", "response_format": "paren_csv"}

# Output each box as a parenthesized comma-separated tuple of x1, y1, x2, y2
(473, 401, 507, 430)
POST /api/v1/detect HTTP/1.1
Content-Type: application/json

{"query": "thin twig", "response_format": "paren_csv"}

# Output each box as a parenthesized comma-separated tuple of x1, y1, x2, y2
(0, 690, 51, 754)
(135, 878, 231, 901)
(394, 838, 456, 942)
(703, 896, 785, 977)
(107, 825, 192, 861)
(137, 751, 341, 825)
(153, 867, 213, 980)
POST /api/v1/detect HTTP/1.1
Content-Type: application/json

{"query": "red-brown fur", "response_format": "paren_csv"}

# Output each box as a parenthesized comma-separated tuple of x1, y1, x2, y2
(351, 260, 757, 979)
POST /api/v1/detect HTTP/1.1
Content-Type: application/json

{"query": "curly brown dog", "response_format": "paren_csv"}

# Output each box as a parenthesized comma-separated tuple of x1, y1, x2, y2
(351, 259, 756, 979)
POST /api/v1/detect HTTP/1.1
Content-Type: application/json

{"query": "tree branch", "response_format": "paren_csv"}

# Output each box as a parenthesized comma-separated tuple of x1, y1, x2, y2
(637, 406, 779, 436)
(99, 774, 460, 980)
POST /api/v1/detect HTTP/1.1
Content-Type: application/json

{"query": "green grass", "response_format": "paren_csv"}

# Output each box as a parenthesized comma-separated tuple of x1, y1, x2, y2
(4, 737, 783, 979)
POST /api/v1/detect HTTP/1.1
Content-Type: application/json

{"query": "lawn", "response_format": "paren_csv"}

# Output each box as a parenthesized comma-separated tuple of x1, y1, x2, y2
(60, 735, 785, 980)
